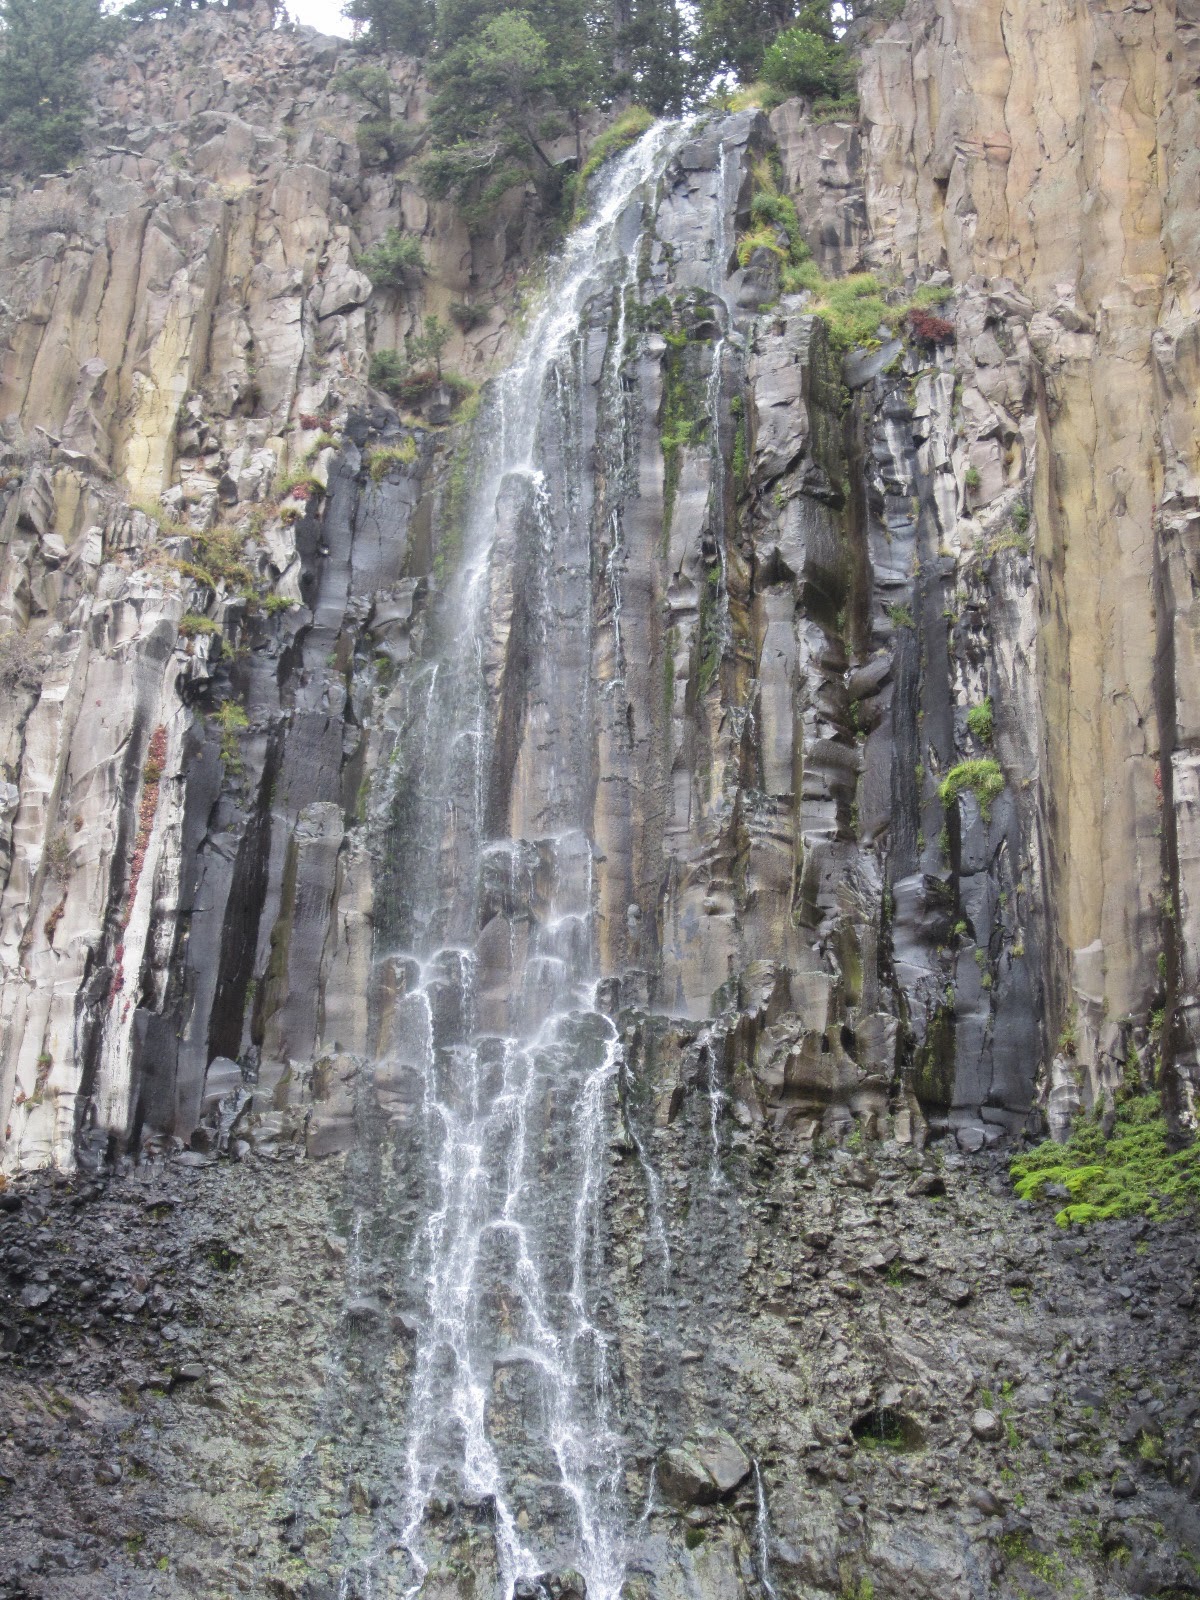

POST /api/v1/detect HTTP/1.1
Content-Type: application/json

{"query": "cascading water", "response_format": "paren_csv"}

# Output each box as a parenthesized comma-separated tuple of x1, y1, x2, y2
(351, 121, 699, 1600)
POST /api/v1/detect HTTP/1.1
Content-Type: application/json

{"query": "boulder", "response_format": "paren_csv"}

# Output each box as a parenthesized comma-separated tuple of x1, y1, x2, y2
(658, 1428, 751, 1506)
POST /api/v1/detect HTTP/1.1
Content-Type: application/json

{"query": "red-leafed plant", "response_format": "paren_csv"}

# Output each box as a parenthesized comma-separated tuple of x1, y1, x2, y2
(907, 307, 955, 347)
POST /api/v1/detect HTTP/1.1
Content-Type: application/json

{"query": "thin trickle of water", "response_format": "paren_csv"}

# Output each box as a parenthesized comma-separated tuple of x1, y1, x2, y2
(619, 1051, 672, 1280)
(703, 334, 734, 669)
(701, 1040, 727, 1188)
(752, 1461, 779, 1600)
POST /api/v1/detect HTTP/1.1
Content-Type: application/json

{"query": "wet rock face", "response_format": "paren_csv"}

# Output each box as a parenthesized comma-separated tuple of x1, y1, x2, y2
(0, 3, 564, 1175)
(0, 0, 1177, 1179)
(657, 1431, 751, 1506)
(0, 49, 1047, 1180)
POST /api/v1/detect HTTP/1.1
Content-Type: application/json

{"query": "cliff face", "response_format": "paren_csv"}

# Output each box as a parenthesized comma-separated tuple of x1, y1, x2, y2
(860, 0, 1200, 1119)
(0, 3, 552, 1171)
(2, 0, 1196, 1170)
(1, 6, 1200, 1600)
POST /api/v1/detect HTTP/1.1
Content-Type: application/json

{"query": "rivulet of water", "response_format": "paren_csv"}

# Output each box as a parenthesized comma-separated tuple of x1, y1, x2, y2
(354, 121, 696, 1600)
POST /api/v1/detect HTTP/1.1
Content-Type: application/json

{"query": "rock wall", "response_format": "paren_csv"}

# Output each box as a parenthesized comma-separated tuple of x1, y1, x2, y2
(0, 0, 1194, 1161)
(0, 3, 565, 1171)
(0, 8, 1198, 1600)
(858, 0, 1200, 1119)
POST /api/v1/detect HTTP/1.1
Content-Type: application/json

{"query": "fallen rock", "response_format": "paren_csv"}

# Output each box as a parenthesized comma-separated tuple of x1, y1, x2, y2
(968, 1485, 1003, 1516)
(906, 1172, 946, 1199)
(971, 1409, 1002, 1442)
(657, 1428, 751, 1506)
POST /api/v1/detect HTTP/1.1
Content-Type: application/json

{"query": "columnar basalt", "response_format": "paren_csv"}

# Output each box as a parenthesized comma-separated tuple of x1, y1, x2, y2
(0, 6, 1199, 1600)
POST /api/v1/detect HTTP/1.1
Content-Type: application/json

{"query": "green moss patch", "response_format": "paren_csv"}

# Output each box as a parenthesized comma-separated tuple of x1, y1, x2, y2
(1011, 1092, 1200, 1225)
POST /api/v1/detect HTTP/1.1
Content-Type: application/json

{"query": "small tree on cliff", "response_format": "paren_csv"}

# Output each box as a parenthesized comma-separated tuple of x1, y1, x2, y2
(0, 0, 117, 172)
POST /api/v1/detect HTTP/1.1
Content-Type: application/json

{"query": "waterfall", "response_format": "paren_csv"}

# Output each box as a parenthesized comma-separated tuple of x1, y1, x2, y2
(352, 120, 697, 1600)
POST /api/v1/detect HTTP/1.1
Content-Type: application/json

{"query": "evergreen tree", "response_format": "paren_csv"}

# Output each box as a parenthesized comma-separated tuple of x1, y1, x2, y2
(615, 0, 691, 112)
(344, 0, 436, 55)
(694, 0, 841, 86)
(421, 2, 604, 213)
(759, 20, 849, 97)
(0, 0, 117, 172)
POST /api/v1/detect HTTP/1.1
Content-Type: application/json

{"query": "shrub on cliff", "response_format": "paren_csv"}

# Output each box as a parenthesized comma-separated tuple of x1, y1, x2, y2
(760, 16, 849, 99)
(0, 0, 117, 172)
(907, 305, 955, 347)
(359, 227, 426, 288)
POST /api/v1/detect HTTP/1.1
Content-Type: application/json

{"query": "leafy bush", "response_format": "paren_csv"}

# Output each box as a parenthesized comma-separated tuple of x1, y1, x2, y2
(359, 227, 426, 289)
(1011, 1092, 1200, 1225)
(938, 758, 1004, 821)
(749, 185, 810, 263)
(449, 300, 492, 331)
(761, 25, 849, 99)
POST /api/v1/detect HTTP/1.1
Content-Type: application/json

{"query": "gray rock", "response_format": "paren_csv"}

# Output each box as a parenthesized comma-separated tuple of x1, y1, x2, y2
(968, 1486, 1003, 1515)
(907, 1172, 947, 1198)
(844, 1159, 877, 1190)
(844, 338, 903, 389)
(955, 1122, 988, 1154)
(971, 1409, 1002, 1441)
(657, 1428, 751, 1506)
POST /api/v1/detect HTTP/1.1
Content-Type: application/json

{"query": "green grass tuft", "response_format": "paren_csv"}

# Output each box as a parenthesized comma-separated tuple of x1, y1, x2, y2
(579, 107, 654, 184)
(966, 697, 993, 743)
(368, 438, 419, 481)
(938, 758, 1004, 821)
